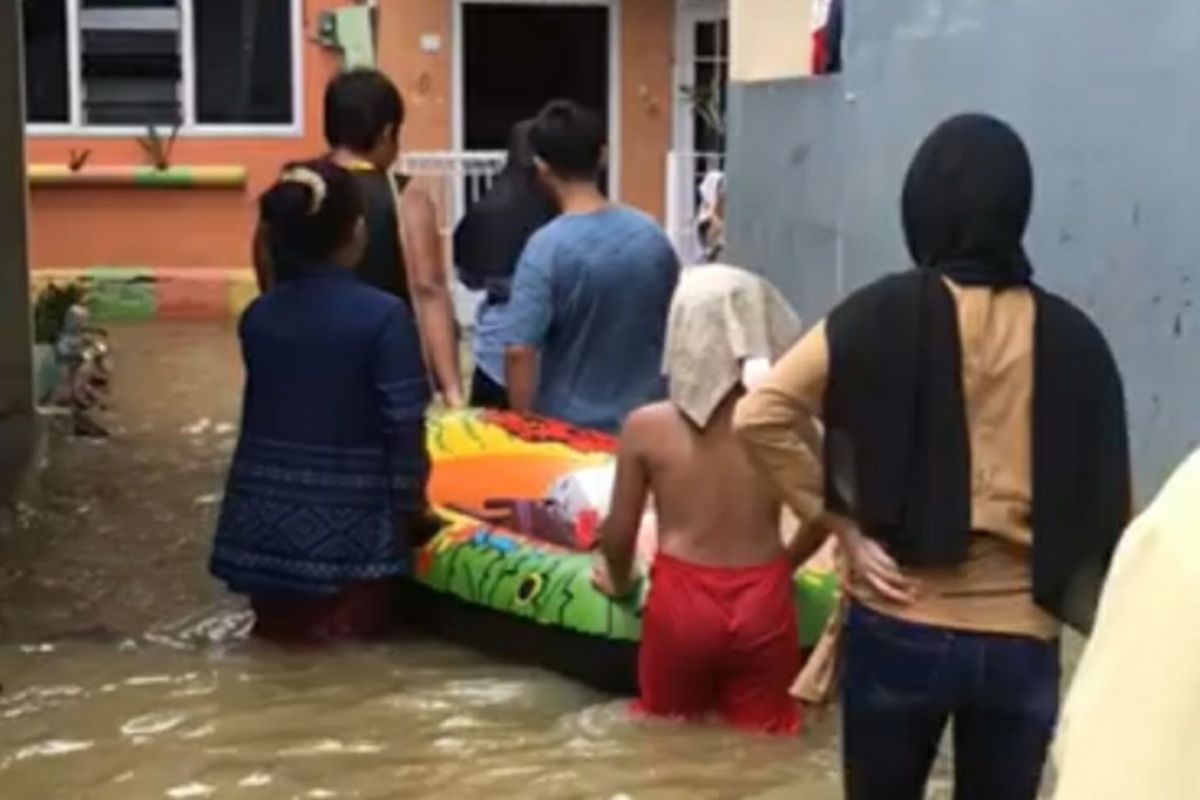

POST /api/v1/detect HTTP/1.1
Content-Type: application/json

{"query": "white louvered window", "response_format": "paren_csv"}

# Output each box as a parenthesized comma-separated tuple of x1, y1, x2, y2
(23, 0, 301, 135)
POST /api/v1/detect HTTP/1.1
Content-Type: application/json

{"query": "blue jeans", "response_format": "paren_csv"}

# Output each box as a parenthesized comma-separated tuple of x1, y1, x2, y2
(841, 604, 1060, 800)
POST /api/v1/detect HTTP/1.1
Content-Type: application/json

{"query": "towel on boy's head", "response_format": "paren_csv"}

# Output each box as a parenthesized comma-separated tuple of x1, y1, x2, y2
(664, 264, 801, 428)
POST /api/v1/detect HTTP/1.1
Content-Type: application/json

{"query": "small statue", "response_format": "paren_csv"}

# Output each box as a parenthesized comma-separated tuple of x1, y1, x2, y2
(53, 304, 113, 437)
(54, 304, 86, 359)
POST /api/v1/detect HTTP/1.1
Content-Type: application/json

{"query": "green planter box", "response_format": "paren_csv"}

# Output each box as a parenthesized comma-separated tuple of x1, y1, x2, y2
(83, 267, 156, 321)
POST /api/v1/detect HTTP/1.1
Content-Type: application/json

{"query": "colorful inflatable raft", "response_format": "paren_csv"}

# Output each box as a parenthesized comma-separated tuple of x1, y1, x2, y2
(402, 409, 839, 694)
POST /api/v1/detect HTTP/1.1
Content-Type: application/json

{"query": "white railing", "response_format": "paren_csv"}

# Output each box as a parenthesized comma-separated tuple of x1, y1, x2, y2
(397, 151, 507, 327)
(665, 150, 725, 265)
(398, 150, 507, 238)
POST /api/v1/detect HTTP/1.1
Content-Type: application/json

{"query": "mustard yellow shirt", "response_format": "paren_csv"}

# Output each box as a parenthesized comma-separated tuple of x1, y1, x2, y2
(734, 278, 1056, 640)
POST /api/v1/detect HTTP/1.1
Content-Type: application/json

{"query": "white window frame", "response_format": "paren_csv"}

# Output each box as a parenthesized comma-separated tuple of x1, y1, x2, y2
(673, 0, 729, 156)
(25, 0, 304, 138)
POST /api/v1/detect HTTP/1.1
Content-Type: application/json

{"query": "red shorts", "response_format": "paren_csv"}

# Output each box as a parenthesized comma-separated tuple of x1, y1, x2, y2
(635, 552, 803, 735)
(251, 579, 396, 646)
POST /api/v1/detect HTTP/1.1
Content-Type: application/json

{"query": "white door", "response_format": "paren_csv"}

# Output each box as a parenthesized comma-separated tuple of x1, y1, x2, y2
(669, 0, 728, 261)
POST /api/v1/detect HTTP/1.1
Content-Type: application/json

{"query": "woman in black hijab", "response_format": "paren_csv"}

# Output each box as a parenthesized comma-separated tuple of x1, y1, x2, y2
(735, 114, 1130, 800)
(454, 119, 558, 408)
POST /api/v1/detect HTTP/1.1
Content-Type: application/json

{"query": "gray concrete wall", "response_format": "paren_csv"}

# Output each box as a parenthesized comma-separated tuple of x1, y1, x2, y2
(726, 0, 1200, 500)
(0, 0, 37, 505)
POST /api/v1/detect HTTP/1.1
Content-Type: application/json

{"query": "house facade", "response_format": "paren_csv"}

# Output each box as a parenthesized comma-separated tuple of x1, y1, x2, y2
(20, 0, 731, 320)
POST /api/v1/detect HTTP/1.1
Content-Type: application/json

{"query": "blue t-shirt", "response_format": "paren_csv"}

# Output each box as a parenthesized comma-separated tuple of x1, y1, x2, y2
(502, 205, 680, 432)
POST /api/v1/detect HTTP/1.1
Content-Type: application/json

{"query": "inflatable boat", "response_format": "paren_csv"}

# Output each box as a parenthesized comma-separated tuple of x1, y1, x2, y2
(401, 409, 839, 694)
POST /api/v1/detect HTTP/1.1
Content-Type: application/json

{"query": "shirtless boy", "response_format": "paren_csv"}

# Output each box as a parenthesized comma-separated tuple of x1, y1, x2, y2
(591, 266, 822, 734)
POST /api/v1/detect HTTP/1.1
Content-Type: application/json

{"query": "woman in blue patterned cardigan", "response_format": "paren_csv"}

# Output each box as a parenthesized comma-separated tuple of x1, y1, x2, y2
(211, 158, 432, 644)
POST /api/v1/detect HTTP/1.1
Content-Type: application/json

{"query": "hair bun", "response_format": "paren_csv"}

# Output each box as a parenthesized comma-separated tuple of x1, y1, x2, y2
(259, 158, 363, 271)
(278, 167, 328, 215)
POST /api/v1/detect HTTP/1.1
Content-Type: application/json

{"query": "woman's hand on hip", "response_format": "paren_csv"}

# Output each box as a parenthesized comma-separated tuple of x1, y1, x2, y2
(839, 524, 918, 605)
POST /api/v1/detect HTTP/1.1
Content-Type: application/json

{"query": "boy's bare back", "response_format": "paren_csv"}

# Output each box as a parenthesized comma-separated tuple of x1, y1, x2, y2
(625, 395, 784, 567)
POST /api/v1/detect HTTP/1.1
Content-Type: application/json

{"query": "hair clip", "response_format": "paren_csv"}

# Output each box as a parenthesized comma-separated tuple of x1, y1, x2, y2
(279, 167, 327, 215)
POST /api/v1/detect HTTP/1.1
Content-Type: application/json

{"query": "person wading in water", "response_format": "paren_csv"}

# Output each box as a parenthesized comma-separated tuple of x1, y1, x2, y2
(501, 100, 679, 433)
(214, 159, 432, 643)
(735, 113, 1131, 800)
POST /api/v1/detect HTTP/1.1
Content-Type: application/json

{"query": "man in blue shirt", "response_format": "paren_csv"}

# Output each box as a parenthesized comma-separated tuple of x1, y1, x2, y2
(502, 100, 680, 433)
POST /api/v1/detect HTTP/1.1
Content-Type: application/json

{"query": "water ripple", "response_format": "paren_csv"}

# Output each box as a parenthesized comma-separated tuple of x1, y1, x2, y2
(121, 710, 190, 737)
(14, 739, 94, 761)
(237, 772, 273, 788)
(278, 739, 386, 757)
(165, 782, 215, 798)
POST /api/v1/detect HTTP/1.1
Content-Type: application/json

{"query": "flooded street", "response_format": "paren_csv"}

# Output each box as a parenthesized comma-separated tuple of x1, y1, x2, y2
(0, 323, 854, 799)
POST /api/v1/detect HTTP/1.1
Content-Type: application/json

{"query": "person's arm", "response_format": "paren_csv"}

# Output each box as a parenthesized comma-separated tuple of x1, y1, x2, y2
(786, 513, 833, 569)
(398, 185, 464, 407)
(502, 236, 554, 413)
(252, 221, 273, 292)
(372, 306, 434, 546)
(592, 410, 652, 598)
(733, 321, 830, 524)
(735, 321, 915, 603)
(505, 346, 539, 413)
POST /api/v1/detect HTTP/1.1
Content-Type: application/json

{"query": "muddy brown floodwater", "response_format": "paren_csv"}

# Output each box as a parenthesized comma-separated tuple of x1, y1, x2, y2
(1, 322, 1056, 799)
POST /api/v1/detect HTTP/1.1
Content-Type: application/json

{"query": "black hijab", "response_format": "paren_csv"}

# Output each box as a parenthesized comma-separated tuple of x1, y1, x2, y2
(823, 114, 1130, 632)
(453, 119, 558, 301)
(902, 114, 1035, 286)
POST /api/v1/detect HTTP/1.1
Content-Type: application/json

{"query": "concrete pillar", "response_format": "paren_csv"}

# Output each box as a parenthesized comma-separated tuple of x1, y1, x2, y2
(0, 0, 37, 505)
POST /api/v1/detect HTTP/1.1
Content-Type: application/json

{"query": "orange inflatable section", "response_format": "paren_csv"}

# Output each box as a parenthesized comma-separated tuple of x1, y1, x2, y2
(426, 410, 614, 514)
(430, 454, 599, 513)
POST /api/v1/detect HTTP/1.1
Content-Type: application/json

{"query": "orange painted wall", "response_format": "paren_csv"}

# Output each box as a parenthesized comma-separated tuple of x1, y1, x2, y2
(619, 0, 674, 219)
(26, 0, 342, 271)
(25, 0, 677, 273)
(375, 0, 675, 219)
(376, 0, 451, 151)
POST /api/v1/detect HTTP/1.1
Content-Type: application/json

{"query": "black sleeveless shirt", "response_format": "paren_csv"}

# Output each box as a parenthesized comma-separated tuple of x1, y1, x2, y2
(347, 162, 411, 303)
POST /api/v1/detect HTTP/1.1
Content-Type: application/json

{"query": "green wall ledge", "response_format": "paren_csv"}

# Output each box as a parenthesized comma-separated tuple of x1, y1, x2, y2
(28, 165, 248, 189)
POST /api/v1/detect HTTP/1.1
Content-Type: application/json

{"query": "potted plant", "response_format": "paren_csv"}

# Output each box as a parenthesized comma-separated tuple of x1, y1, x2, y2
(137, 122, 182, 171)
(679, 71, 727, 154)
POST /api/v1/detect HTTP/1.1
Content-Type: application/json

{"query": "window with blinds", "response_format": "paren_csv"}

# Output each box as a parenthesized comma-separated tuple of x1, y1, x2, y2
(22, 0, 297, 132)
(80, 0, 182, 126)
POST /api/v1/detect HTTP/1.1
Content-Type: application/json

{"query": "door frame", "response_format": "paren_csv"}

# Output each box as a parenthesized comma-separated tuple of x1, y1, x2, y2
(672, 0, 728, 155)
(451, 0, 621, 199)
